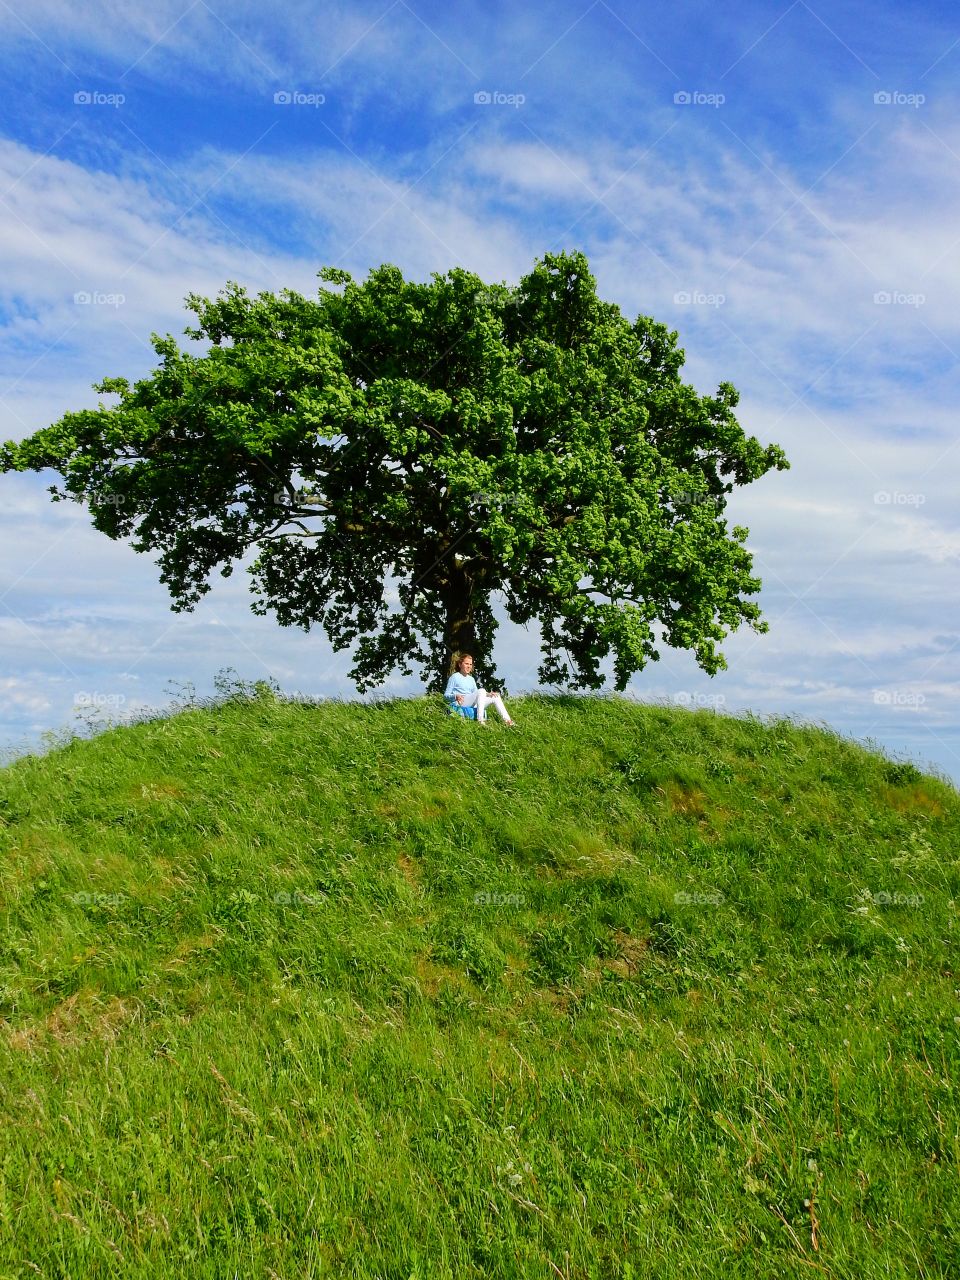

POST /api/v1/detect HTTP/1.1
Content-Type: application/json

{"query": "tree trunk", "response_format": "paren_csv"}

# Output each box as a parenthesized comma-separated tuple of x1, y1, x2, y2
(442, 566, 479, 678)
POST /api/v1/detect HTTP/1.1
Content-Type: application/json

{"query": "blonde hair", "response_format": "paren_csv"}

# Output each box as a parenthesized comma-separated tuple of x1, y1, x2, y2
(451, 651, 474, 675)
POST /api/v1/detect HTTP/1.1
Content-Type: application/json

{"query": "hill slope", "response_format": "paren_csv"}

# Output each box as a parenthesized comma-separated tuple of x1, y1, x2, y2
(1, 690, 958, 1278)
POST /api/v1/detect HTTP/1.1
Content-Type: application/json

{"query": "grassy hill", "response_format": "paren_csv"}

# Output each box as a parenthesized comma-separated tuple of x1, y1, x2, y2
(1, 685, 958, 1279)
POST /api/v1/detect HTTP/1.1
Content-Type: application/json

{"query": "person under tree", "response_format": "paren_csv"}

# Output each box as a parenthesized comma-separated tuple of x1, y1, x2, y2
(444, 654, 516, 726)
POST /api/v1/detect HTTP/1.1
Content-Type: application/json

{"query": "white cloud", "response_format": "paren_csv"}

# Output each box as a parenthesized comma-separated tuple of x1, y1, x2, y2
(0, 676, 53, 714)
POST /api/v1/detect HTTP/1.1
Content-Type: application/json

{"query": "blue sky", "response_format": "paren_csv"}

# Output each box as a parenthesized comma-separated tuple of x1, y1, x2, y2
(1, 0, 959, 782)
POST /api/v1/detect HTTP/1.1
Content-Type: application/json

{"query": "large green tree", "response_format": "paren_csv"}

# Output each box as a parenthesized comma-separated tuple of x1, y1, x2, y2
(1, 251, 788, 693)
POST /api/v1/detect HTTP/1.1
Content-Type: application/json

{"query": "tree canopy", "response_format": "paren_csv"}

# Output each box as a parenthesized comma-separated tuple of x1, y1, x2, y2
(1, 250, 789, 693)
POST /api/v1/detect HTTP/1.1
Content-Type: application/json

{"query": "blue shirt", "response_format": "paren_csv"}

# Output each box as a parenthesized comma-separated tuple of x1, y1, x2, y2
(444, 672, 477, 704)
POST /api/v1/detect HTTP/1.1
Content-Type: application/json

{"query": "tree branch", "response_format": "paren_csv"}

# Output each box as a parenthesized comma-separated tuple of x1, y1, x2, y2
(270, 503, 401, 537)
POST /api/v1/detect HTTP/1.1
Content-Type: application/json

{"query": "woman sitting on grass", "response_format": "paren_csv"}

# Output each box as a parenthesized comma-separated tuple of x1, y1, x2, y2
(444, 653, 516, 726)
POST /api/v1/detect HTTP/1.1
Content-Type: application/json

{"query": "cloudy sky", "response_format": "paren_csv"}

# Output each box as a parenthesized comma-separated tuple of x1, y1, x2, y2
(0, 0, 957, 781)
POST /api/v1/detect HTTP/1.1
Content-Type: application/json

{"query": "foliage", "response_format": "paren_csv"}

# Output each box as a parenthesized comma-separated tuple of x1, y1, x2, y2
(1, 252, 788, 692)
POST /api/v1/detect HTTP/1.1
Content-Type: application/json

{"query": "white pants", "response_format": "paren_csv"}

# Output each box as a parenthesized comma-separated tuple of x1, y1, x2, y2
(457, 689, 511, 723)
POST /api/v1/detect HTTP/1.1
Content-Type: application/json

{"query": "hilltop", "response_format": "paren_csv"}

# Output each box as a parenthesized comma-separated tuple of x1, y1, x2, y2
(1, 688, 957, 1278)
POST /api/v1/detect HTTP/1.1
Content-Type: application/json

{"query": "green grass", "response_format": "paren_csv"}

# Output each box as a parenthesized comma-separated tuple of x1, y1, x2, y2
(1, 682, 958, 1278)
